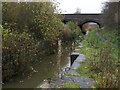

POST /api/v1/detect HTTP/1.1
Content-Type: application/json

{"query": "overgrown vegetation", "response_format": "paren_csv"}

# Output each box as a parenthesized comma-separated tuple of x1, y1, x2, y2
(102, 1, 119, 45)
(2, 2, 84, 82)
(76, 30, 119, 88)
(61, 82, 80, 88)
(98, 29, 120, 46)
(2, 2, 64, 82)
(76, 2, 119, 88)
(62, 21, 84, 43)
(101, 2, 119, 46)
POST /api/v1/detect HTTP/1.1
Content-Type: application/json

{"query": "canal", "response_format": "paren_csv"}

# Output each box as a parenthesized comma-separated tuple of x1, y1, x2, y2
(3, 42, 76, 88)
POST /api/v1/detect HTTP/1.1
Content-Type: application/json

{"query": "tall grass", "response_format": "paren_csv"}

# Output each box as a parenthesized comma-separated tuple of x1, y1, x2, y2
(98, 29, 120, 46)
(76, 30, 119, 88)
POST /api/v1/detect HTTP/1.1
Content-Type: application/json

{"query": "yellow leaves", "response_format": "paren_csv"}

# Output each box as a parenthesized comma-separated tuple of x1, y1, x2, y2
(85, 48, 91, 51)
(2, 46, 11, 50)
(19, 80, 24, 83)
(32, 10, 34, 13)
(4, 23, 8, 25)
(84, 67, 88, 69)
(31, 67, 38, 73)
(33, 70, 38, 73)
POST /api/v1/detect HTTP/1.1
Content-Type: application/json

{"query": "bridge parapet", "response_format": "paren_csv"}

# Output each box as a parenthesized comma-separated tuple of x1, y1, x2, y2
(63, 14, 102, 19)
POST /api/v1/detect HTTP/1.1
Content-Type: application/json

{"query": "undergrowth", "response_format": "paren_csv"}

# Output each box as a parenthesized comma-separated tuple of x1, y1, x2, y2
(76, 29, 119, 88)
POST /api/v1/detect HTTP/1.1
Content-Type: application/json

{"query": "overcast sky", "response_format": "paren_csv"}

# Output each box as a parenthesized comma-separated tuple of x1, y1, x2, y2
(56, 0, 109, 14)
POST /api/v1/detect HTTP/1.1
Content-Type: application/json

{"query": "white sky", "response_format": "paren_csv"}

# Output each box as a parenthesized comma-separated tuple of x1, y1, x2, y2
(56, 0, 109, 14)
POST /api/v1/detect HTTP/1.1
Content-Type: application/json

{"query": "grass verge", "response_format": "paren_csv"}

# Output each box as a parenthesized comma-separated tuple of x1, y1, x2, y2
(98, 29, 120, 45)
(61, 82, 80, 88)
(75, 29, 119, 88)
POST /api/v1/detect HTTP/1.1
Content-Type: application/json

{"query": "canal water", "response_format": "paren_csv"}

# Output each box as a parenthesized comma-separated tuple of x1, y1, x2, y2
(3, 43, 74, 88)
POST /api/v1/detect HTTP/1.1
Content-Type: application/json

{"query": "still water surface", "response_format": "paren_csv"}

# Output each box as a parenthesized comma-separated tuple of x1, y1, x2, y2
(3, 46, 72, 88)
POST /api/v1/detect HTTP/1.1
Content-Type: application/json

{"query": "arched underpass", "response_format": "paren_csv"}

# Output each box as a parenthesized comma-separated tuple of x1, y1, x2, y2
(62, 14, 102, 35)
(62, 20, 101, 35)
(78, 20, 101, 30)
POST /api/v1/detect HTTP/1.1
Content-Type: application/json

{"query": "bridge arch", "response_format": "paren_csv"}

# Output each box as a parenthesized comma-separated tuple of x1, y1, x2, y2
(78, 20, 101, 30)
(62, 20, 69, 24)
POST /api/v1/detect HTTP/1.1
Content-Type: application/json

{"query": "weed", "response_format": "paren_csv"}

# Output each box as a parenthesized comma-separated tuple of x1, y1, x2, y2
(61, 82, 80, 88)
(76, 29, 119, 88)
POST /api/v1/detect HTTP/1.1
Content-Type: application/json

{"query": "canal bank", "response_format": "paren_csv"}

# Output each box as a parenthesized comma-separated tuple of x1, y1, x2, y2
(37, 29, 119, 88)
(72, 30, 119, 88)
(37, 40, 94, 88)
(3, 40, 81, 88)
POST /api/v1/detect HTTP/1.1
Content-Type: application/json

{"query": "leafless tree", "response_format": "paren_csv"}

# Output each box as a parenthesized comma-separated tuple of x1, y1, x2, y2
(102, 2, 119, 30)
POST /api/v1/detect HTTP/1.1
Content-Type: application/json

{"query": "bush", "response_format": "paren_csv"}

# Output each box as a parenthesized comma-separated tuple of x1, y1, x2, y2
(61, 24, 72, 41)
(66, 21, 76, 30)
(2, 29, 38, 81)
(2, 2, 63, 45)
(62, 21, 84, 42)
(2, 2, 64, 82)
(71, 29, 84, 41)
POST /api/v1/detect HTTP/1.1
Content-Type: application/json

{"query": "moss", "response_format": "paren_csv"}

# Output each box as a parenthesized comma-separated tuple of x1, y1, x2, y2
(65, 74, 80, 77)
(90, 85, 96, 88)
(62, 82, 80, 88)
(51, 83, 57, 88)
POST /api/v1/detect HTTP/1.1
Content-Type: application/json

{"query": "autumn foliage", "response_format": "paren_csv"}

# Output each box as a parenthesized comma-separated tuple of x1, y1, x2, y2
(2, 2, 64, 82)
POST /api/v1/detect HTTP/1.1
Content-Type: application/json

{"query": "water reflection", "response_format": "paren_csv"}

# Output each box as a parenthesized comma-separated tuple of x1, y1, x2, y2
(3, 40, 72, 88)
(56, 40, 62, 78)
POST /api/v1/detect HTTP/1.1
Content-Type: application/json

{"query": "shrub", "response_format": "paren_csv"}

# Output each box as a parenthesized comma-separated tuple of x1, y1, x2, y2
(2, 29, 37, 82)
(2, 2, 64, 82)
(61, 24, 72, 41)
(63, 21, 84, 42)
(2, 2, 64, 45)
(66, 21, 76, 30)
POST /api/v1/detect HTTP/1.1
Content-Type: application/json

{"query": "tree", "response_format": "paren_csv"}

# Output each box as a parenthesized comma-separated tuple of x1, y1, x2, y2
(2, 2, 64, 82)
(102, 2, 119, 30)
(2, 2, 64, 45)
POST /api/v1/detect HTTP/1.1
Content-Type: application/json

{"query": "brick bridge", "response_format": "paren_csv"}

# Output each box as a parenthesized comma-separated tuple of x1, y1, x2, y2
(62, 14, 102, 30)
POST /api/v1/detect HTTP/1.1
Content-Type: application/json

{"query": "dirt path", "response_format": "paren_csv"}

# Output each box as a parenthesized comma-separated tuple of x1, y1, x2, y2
(96, 32, 119, 48)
